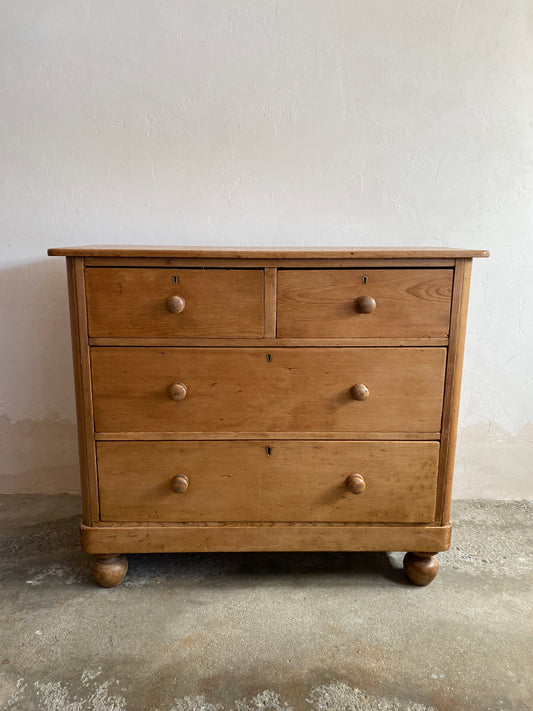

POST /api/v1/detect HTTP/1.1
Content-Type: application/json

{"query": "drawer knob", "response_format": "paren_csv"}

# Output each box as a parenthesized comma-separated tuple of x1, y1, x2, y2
(355, 295, 376, 314)
(171, 474, 189, 493)
(346, 473, 366, 494)
(167, 295, 186, 314)
(168, 382, 188, 401)
(351, 383, 369, 401)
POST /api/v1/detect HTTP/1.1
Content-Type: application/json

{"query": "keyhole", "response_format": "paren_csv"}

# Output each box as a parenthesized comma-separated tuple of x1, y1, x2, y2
(265, 446, 272, 456)
(172, 276, 179, 284)
(363, 276, 368, 285)
(266, 354, 272, 362)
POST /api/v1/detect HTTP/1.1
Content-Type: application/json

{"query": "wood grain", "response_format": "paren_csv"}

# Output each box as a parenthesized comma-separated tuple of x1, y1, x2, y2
(48, 246, 490, 258)
(91, 346, 447, 434)
(277, 269, 453, 338)
(88, 337, 450, 347)
(66, 257, 99, 524)
(94, 431, 441, 441)
(437, 258, 473, 524)
(80, 522, 452, 554)
(97, 440, 439, 523)
(263, 267, 277, 337)
(50, 247, 487, 577)
(85, 267, 264, 338)
(83, 258, 458, 268)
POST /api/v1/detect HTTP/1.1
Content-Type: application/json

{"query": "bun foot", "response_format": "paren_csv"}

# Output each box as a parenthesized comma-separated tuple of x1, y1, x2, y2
(403, 552, 439, 586)
(92, 554, 128, 588)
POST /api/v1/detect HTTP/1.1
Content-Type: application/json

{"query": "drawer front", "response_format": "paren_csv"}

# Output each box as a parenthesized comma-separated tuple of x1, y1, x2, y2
(92, 347, 446, 433)
(85, 268, 264, 338)
(277, 269, 453, 338)
(97, 441, 439, 523)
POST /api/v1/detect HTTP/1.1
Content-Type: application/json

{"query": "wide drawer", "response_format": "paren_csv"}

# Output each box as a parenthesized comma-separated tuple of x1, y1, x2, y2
(97, 441, 439, 523)
(277, 269, 453, 338)
(85, 267, 264, 338)
(91, 347, 446, 433)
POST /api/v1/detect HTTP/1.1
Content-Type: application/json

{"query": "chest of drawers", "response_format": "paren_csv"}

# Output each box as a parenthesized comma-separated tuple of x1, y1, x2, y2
(48, 246, 488, 587)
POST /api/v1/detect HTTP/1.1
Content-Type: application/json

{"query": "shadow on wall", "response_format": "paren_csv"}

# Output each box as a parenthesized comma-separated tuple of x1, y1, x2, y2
(0, 258, 81, 494)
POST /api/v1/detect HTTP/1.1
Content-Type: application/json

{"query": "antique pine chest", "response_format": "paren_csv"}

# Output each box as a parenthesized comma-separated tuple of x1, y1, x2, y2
(48, 246, 488, 587)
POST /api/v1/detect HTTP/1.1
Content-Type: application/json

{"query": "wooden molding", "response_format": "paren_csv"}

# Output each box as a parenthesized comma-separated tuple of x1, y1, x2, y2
(80, 522, 453, 554)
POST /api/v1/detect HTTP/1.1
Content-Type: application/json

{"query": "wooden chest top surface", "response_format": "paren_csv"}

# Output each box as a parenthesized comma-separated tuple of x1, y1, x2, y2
(48, 245, 489, 258)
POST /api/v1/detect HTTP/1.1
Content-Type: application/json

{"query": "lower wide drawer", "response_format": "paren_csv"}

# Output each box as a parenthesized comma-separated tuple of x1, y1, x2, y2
(97, 441, 439, 523)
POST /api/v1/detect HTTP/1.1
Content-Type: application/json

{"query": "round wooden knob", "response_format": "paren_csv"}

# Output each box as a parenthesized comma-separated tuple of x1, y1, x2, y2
(168, 382, 187, 401)
(351, 383, 369, 401)
(171, 474, 189, 493)
(355, 295, 376, 314)
(167, 295, 185, 314)
(346, 474, 366, 494)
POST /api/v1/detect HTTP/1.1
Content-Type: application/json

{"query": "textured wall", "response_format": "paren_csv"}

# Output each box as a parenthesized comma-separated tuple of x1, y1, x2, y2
(1, 1, 532, 496)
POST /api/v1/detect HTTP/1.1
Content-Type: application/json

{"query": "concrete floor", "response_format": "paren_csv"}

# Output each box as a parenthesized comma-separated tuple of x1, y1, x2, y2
(0, 496, 531, 711)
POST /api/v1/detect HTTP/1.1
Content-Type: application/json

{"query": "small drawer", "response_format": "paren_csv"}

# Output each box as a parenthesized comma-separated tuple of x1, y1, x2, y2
(97, 440, 439, 523)
(91, 346, 446, 434)
(277, 269, 453, 338)
(85, 267, 264, 338)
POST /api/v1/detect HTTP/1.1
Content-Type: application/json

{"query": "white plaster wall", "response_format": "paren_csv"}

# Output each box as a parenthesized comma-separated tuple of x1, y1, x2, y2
(1, 0, 532, 497)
